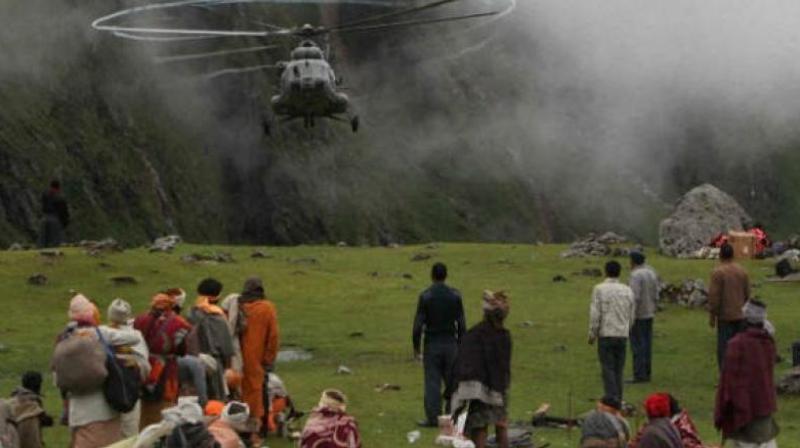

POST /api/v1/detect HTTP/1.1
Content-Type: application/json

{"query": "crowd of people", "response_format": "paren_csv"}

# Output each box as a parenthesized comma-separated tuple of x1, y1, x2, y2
(0, 240, 783, 448)
(0, 276, 364, 448)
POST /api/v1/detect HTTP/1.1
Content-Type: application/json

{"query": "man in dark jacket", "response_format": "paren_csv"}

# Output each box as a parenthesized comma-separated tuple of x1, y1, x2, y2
(39, 180, 69, 248)
(708, 243, 751, 368)
(412, 262, 466, 427)
(715, 300, 778, 447)
(187, 278, 235, 402)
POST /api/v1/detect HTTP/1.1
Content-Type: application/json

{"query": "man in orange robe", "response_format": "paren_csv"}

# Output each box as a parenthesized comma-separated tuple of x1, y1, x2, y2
(237, 277, 280, 445)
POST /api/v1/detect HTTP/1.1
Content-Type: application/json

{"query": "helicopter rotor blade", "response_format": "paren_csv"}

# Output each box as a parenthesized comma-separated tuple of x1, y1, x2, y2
(203, 63, 278, 80)
(112, 31, 223, 42)
(330, 10, 500, 35)
(327, 0, 460, 32)
(155, 45, 280, 63)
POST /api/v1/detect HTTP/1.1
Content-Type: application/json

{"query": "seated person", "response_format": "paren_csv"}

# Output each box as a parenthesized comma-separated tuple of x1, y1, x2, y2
(8, 371, 54, 448)
(300, 390, 361, 448)
(579, 396, 630, 448)
(634, 393, 682, 448)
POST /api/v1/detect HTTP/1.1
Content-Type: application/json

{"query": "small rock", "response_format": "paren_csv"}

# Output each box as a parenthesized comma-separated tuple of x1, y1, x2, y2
(336, 365, 352, 375)
(182, 252, 235, 264)
(386, 243, 401, 249)
(579, 268, 603, 277)
(149, 235, 182, 253)
(552, 275, 568, 282)
(0, 343, 7, 353)
(291, 257, 319, 265)
(8, 243, 24, 251)
(110, 276, 138, 286)
(251, 250, 273, 259)
(337, 241, 348, 247)
(369, 271, 380, 278)
(410, 253, 431, 262)
(518, 320, 534, 328)
(402, 273, 413, 280)
(27, 274, 48, 286)
(553, 345, 568, 352)
(98, 262, 112, 269)
(39, 249, 64, 258)
(374, 383, 402, 392)
(349, 332, 365, 338)
(406, 430, 421, 444)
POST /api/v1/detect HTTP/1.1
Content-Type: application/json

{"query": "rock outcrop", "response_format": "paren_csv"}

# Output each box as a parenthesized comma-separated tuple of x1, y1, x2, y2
(659, 184, 752, 258)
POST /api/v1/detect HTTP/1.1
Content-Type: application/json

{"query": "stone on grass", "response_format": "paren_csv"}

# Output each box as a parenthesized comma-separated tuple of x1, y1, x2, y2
(149, 235, 182, 253)
(659, 184, 752, 258)
(28, 274, 48, 286)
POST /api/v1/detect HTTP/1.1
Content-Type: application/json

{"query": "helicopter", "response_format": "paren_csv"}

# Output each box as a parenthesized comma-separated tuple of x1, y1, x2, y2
(92, 0, 505, 133)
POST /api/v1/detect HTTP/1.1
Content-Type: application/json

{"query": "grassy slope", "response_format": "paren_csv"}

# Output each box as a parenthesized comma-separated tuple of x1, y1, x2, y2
(0, 244, 798, 447)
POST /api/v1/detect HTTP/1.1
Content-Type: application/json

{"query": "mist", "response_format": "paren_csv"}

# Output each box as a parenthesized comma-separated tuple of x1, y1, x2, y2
(3, 0, 800, 244)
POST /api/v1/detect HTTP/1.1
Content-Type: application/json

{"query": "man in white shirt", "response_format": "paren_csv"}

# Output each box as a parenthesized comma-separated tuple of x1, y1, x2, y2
(589, 261, 636, 402)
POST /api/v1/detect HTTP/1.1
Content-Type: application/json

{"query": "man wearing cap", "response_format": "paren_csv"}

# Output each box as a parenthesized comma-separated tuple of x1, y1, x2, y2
(715, 300, 779, 448)
(628, 252, 659, 383)
(579, 395, 631, 448)
(708, 243, 751, 369)
(589, 261, 636, 403)
(412, 262, 466, 428)
(102, 299, 151, 438)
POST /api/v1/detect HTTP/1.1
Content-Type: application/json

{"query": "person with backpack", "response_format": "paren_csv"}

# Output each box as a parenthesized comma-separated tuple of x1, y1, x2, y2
(52, 294, 140, 448)
(187, 278, 235, 402)
(134, 293, 192, 429)
(7, 371, 54, 448)
(102, 298, 151, 438)
(236, 277, 280, 447)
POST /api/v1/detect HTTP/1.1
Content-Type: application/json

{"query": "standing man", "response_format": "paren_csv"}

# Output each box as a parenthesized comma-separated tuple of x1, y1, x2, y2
(237, 277, 280, 447)
(708, 243, 750, 369)
(715, 300, 778, 448)
(589, 260, 635, 403)
(39, 180, 69, 248)
(628, 251, 659, 383)
(412, 262, 466, 428)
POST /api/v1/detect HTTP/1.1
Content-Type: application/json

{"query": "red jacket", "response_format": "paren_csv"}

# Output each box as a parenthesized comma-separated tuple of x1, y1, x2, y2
(714, 327, 777, 435)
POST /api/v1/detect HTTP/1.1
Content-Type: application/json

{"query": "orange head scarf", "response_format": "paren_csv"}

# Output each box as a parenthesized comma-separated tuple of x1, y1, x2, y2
(151, 293, 175, 311)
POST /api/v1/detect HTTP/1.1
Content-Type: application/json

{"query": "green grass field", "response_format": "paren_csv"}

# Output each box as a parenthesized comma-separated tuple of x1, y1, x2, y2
(1, 243, 798, 447)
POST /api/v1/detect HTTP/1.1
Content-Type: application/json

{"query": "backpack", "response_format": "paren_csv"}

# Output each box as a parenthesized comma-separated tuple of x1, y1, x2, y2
(51, 329, 107, 395)
(96, 329, 141, 413)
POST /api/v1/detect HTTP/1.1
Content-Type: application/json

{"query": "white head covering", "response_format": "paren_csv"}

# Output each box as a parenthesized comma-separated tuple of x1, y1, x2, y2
(107, 298, 132, 324)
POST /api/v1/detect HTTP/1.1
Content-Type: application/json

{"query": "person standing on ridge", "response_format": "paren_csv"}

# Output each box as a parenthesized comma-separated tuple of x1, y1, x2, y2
(412, 262, 466, 428)
(39, 180, 69, 248)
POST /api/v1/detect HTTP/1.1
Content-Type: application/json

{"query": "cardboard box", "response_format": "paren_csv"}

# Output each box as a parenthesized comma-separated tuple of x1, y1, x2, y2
(728, 231, 756, 259)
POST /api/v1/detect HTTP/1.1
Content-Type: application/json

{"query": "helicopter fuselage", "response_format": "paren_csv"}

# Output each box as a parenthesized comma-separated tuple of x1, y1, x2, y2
(270, 57, 349, 118)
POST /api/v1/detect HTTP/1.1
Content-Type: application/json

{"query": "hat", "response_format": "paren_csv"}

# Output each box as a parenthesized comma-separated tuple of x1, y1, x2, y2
(69, 294, 96, 324)
(107, 298, 132, 324)
(482, 290, 510, 314)
(743, 299, 767, 325)
(644, 393, 672, 419)
(318, 389, 347, 412)
(600, 395, 621, 411)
